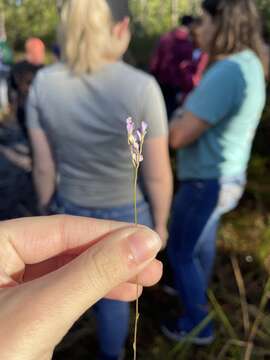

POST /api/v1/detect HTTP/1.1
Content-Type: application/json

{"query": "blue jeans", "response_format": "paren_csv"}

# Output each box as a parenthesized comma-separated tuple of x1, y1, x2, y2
(168, 175, 245, 335)
(51, 196, 153, 359)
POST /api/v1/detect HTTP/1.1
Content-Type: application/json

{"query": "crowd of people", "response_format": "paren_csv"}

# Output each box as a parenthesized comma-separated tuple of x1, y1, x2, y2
(0, 0, 268, 359)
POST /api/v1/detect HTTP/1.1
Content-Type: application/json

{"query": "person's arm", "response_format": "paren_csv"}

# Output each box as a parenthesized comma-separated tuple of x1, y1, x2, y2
(28, 128, 56, 210)
(170, 60, 246, 150)
(138, 78, 172, 246)
(0, 144, 32, 172)
(142, 137, 173, 246)
(169, 111, 210, 149)
(26, 73, 56, 211)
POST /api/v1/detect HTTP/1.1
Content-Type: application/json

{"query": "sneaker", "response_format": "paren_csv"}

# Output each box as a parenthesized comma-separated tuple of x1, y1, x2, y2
(161, 319, 214, 346)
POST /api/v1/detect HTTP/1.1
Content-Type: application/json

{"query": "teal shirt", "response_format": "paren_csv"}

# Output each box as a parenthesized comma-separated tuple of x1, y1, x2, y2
(177, 50, 266, 180)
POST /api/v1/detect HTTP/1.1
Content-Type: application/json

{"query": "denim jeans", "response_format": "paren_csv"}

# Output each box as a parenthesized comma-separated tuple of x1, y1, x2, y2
(167, 175, 246, 335)
(50, 196, 153, 359)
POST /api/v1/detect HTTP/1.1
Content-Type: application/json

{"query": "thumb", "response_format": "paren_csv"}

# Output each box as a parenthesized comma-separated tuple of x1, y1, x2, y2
(19, 226, 161, 351)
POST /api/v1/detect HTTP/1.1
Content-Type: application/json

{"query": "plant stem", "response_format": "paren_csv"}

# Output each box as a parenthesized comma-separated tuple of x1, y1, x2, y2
(208, 289, 238, 339)
(133, 166, 139, 360)
(134, 167, 138, 226)
(244, 278, 270, 360)
(231, 255, 250, 337)
(217, 339, 248, 360)
(169, 311, 215, 358)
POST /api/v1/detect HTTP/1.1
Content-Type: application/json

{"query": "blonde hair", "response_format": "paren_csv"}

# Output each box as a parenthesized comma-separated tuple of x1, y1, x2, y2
(58, 0, 128, 75)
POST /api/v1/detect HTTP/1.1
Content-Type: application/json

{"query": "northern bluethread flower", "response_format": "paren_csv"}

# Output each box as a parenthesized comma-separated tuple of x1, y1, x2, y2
(126, 117, 148, 360)
(126, 117, 148, 169)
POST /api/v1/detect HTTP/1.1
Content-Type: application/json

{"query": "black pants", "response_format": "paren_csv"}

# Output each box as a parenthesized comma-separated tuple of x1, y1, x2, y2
(160, 84, 179, 119)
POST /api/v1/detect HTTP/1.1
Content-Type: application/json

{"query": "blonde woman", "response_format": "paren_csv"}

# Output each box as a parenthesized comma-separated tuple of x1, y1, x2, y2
(27, 0, 172, 359)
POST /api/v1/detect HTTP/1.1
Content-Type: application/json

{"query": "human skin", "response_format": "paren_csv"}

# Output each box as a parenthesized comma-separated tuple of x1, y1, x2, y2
(0, 215, 162, 360)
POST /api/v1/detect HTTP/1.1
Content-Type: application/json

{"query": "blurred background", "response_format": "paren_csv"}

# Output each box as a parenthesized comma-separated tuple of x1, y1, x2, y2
(0, 0, 270, 359)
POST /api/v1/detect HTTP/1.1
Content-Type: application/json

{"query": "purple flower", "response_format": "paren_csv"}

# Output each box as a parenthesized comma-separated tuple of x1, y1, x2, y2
(126, 117, 148, 168)
(126, 117, 135, 135)
(141, 121, 148, 134)
(136, 130, 142, 142)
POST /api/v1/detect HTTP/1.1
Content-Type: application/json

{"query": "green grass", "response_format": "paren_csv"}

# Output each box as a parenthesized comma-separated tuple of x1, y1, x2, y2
(53, 200, 270, 359)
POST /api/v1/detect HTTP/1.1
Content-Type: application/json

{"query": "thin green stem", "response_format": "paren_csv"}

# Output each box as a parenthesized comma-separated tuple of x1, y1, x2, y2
(244, 277, 270, 360)
(133, 167, 138, 226)
(133, 166, 139, 360)
(231, 255, 250, 337)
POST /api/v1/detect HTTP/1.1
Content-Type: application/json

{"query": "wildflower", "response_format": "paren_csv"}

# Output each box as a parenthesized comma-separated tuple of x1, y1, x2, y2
(126, 117, 148, 169)
(126, 117, 148, 360)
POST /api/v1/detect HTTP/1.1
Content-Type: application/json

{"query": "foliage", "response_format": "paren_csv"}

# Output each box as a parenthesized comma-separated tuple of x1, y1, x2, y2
(257, 0, 270, 38)
(1, 0, 202, 47)
(0, 0, 58, 48)
(171, 274, 270, 360)
(130, 0, 200, 35)
(130, 0, 270, 36)
(1, 0, 270, 48)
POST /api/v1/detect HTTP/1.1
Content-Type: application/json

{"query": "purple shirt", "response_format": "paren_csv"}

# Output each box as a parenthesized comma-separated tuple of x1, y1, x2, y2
(150, 27, 194, 89)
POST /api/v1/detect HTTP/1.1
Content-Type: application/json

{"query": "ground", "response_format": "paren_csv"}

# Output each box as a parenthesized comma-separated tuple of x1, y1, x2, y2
(1, 119, 270, 360)
(53, 205, 270, 359)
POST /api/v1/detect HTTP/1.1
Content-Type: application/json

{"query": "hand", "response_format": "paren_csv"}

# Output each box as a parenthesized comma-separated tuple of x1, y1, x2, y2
(0, 215, 162, 360)
(0, 144, 32, 172)
(155, 224, 169, 248)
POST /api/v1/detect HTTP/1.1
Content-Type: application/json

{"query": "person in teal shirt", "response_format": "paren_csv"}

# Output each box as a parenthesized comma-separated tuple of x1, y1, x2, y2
(179, 50, 265, 180)
(162, 0, 266, 345)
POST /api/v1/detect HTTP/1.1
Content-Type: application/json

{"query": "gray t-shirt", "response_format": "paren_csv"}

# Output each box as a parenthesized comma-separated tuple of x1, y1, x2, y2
(27, 61, 168, 207)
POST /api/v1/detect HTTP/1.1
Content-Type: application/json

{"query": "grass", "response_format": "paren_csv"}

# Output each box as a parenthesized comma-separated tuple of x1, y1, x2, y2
(53, 199, 270, 360)
(2, 119, 269, 359)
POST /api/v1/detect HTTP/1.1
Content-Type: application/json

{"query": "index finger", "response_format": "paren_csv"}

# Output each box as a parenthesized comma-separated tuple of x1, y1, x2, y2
(0, 215, 132, 265)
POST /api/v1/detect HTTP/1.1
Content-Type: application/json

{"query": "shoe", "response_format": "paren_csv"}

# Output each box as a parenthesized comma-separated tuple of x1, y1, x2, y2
(161, 319, 214, 346)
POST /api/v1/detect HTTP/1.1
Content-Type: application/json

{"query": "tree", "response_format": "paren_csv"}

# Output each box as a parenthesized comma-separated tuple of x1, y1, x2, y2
(0, 0, 58, 47)
(130, 0, 200, 34)
(1, 0, 270, 49)
(257, 0, 270, 38)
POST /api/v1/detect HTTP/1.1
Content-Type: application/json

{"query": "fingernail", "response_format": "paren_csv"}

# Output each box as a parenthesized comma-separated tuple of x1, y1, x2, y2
(128, 228, 161, 264)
